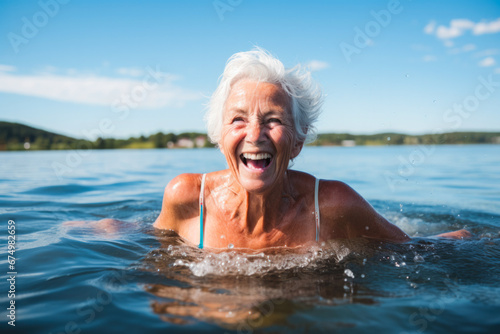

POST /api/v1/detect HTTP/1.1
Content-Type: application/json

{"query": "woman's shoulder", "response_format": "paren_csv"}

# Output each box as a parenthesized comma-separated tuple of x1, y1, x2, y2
(164, 173, 204, 204)
(311, 178, 409, 241)
(287, 170, 316, 185)
(288, 171, 366, 216)
(317, 179, 368, 216)
(161, 171, 232, 209)
(319, 179, 358, 199)
(153, 173, 204, 230)
(288, 170, 353, 197)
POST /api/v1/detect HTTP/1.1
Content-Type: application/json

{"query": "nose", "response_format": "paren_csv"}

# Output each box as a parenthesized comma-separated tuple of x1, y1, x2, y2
(246, 120, 265, 144)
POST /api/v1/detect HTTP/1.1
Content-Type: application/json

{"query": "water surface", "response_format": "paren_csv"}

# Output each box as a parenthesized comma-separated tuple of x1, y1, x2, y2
(1, 145, 499, 333)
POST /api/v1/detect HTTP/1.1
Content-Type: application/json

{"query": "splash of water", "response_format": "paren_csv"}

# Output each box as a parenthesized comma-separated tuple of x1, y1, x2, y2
(160, 239, 366, 277)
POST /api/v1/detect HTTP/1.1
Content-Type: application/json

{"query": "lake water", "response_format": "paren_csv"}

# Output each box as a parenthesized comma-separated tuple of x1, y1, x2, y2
(1, 145, 499, 333)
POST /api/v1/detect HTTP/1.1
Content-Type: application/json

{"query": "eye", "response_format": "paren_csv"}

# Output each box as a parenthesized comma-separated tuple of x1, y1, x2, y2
(267, 118, 282, 124)
(231, 117, 244, 124)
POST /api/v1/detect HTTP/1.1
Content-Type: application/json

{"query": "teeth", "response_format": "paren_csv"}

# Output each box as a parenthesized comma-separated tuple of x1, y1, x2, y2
(242, 153, 272, 160)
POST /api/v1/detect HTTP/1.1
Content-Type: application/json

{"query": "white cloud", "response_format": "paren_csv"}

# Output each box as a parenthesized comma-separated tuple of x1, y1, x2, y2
(451, 19, 475, 29)
(473, 18, 500, 35)
(424, 21, 436, 34)
(436, 19, 474, 39)
(478, 57, 496, 67)
(428, 17, 500, 40)
(422, 55, 437, 62)
(305, 60, 330, 72)
(0, 69, 201, 108)
(0, 64, 17, 72)
(116, 67, 145, 77)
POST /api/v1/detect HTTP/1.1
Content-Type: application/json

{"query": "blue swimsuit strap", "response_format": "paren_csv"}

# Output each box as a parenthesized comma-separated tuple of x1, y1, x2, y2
(198, 173, 206, 249)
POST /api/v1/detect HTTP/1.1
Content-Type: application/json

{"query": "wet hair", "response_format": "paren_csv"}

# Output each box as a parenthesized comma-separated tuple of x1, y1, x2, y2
(205, 48, 323, 146)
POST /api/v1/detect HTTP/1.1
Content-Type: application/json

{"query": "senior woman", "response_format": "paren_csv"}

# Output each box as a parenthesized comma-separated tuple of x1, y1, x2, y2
(154, 48, 422, 249)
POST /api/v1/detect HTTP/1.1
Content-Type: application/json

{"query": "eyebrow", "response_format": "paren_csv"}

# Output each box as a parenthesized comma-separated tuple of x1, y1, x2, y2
(226, 107, 286, 115)
(226, 108, 246, 116)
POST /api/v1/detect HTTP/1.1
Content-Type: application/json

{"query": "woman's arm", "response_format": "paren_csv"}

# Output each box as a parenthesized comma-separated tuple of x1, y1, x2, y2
(321, 180, 470, 242)
(63, 218, 132, 237)
(321, 181, 410, 243)
(62, 174, 201, 237)
(433, 229, 472, 239)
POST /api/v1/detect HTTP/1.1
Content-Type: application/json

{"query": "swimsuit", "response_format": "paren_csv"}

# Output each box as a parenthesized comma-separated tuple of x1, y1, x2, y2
(198, 173, 320, 249)
(198, 173, 206, 249)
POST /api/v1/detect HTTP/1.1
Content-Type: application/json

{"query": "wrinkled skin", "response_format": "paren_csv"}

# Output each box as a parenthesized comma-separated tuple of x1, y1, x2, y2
(219, 80, 301, 194)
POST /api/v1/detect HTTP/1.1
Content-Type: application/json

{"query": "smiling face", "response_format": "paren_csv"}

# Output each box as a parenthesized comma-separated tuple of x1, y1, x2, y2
(220, 80, 303, 194)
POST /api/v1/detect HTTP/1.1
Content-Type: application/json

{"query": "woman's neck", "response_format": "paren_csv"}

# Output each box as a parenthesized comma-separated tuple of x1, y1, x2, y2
(232, 172, 293, 234)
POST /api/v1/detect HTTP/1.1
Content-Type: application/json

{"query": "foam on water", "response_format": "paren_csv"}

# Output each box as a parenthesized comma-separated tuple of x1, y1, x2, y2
(149, 231, 369, 277)
(175, 244, 351, 277)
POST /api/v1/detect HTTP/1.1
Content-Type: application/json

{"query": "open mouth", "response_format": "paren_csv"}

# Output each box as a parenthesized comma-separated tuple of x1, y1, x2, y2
(240, 152, 273, 170)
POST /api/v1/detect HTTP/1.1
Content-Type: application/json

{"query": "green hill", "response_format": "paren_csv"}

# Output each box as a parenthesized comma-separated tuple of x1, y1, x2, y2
(0, 121, 89, 151)
(0, 121, 498, 151)
(0, 121, 212, 151)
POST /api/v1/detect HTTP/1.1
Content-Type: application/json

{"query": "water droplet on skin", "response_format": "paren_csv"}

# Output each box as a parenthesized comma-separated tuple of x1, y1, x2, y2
(228, 243, 234, 249)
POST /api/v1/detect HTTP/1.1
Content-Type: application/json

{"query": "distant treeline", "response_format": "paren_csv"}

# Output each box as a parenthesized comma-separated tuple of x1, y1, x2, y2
(0, 121, 499, 151)
(313, 132, 500, 146)
(312, 132, 500, 146)
(0, 121, 214, 151)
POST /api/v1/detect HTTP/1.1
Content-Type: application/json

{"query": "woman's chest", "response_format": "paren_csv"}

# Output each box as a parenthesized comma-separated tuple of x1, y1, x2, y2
(201, 199, 317, 249)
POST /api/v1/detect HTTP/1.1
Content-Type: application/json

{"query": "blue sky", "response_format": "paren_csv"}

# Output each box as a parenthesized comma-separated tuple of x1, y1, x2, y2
(1, 0, 499, 140)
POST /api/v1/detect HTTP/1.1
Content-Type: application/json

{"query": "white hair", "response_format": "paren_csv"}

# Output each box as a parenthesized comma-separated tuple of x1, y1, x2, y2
(205, 48, 323, 146)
